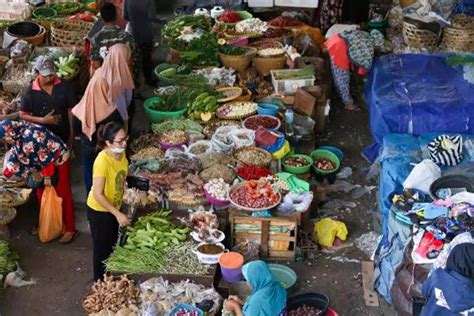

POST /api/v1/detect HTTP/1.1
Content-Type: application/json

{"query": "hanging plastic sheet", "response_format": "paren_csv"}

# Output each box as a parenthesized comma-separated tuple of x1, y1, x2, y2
(364, 53, 474, 162)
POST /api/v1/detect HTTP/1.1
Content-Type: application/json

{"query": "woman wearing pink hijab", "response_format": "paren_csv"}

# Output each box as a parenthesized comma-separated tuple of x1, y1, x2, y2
(72, 43, 134, 194)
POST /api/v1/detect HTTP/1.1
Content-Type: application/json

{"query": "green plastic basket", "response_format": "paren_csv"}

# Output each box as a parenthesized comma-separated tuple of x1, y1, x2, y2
(154, 63, 177, 87)
(310, 149, 340, 175)
(282, 154, 313, 175)
(143, 97, 186, 123)
(218, 11, 253, 27)
(33, 7, 57, 19)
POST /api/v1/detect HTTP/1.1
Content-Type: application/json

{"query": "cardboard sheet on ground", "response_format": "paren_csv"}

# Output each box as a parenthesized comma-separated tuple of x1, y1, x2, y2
(364, 53, 474, 162)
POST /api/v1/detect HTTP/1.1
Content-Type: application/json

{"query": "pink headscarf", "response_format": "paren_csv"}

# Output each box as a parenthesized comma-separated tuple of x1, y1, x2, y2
(72, 44, 134, 140)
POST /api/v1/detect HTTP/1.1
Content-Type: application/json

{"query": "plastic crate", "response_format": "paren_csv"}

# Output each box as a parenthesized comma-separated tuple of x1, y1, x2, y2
(271, 69, 315, 94)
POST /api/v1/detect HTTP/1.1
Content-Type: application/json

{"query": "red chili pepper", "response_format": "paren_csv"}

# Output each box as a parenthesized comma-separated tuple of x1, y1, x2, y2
(219, 11, 241, 23)
(237, 165, 273, 180)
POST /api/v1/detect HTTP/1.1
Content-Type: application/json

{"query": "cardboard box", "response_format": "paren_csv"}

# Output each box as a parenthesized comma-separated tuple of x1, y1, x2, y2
(293, 85, 328, 132)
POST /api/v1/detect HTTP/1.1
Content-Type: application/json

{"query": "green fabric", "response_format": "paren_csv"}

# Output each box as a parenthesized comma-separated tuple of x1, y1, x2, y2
(276, 172, 310, 192)
(242, 261, 287, 316)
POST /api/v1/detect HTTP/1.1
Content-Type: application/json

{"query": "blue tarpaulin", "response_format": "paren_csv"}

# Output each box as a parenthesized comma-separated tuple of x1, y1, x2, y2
(364, 53, 474, 162)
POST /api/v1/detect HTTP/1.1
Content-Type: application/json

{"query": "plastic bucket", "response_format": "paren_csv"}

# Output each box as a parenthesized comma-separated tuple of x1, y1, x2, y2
(287, 293, 330, 315)
(219, 252, 244, 283)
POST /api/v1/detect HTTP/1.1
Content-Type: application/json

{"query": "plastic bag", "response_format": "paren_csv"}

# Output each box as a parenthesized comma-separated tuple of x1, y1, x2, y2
(38, 186, 63, 243)
(403, 159, 441, 194)
(314, 218, 348, 248)
(228, 128, 255, 148)
(211, 126, 239, 154)
(186, 140, 214, 157)
(278, 191, 313, 213)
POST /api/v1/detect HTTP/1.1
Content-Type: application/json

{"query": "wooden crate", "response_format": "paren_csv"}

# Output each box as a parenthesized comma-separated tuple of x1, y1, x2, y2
(230, 209, 297, 261)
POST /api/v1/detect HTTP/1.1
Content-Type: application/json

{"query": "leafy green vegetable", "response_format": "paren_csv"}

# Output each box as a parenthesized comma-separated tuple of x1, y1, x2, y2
(154, 86, 209, 112)
(219, 45, 247, 56)
(273, 65, 315, 80)
(0, 241, 18, 274)
(152, 119, 203, 134)
(162, 15, 212, 39)
(179, 32, 220, 67)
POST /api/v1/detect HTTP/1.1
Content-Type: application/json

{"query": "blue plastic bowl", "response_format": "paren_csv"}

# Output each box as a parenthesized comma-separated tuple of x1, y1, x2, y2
(318, 146, 344, 161)
(258, 103, 279, 116)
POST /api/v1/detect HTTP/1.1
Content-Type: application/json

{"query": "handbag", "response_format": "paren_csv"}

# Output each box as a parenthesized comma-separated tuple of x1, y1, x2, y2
(26, 168, 59, 189)
(427, 135, 463, 166)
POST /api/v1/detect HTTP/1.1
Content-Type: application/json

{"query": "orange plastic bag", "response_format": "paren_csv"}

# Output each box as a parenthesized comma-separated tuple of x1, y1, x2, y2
(39, 186, 64, 243)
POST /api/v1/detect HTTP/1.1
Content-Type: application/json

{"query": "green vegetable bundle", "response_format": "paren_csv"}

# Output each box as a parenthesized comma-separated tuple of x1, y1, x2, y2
(179, 33, 220, 68)
(189, 92, 218, 114)
(219, 45, 247, 56)
(154, 85, 214, 112)
(123, 210, 189, 251)
(0, 241, 18, 275)
(151, 119, 203, 134)
(162, 15, 212, 39)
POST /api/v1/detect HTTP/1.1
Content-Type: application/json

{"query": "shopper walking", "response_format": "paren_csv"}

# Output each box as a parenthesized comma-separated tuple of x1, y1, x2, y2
(87, 121, 130, 281)
(89, 3, 134, 76)
(72, 43, 134, 194)
(124, 0, 156, 85)
(0, 119, 77, 243)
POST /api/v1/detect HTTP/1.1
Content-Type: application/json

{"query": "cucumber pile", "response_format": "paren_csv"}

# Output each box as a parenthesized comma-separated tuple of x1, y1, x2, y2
(189, 92, 218, 114)
(123, 210, 190, 251)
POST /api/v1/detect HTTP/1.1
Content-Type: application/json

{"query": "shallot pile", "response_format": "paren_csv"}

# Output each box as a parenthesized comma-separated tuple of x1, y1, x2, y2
(288, 305, 322, 315)
(230, 180, 279, 209)
(83, 275, 140, 314)
(313, 158, 336, 171)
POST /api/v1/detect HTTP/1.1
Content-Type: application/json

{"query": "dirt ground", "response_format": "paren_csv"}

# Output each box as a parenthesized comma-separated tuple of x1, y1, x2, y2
(0, 5, 395, 315)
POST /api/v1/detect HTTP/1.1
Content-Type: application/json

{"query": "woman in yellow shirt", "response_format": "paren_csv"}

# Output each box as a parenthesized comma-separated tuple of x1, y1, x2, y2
(87, 121, 130, 280)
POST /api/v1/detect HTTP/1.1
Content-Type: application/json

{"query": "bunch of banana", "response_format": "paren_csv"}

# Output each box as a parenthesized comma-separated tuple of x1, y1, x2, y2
(188, 92, 218, 121)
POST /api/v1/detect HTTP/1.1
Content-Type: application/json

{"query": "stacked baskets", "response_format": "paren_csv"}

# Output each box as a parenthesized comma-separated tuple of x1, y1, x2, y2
(219, 47, 257, 73)
(252, 42, 287, 77)
(51, 20, 92, 47)
(442, 14, 474, 52)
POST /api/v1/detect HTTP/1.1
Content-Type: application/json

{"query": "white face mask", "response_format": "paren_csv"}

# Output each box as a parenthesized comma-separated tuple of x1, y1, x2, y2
(111, 147, 125, 154)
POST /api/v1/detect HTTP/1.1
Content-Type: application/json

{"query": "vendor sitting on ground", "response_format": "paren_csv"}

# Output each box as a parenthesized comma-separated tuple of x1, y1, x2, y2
(421, 241, 474, 316)
(89, 3, 134, 76)
(0, 119, 77, 243)
(224, 260, 287, 316)
(20, 56, 76, 149)
(325, 29, 384, 111)
(86, 121, 130, 281)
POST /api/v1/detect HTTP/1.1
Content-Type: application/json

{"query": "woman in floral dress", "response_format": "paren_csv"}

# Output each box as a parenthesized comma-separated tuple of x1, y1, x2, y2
(0, 119, 77, 243)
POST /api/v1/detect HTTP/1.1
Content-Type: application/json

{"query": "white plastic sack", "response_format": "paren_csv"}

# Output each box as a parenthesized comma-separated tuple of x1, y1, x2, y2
(228, 128, 255, 148)
(403, 159, 441, 194)
(277, 191, 313, 213)
(211, 125, 239, 154)
(186, 140, 214, 157)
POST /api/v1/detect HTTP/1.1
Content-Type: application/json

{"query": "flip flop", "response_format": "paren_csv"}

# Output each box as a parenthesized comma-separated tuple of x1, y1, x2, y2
(59, 230, 78, 244)
(29, 227, 38, 236)
(344, 105, 361, 112)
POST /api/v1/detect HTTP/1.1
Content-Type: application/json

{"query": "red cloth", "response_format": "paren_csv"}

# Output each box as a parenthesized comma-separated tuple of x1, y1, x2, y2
(325, 34, 366, 76)
(85, 40, 91, 67)
(36, 160, 75, 233)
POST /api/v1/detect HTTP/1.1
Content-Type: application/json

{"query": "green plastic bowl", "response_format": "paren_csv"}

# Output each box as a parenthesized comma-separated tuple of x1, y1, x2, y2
(282, 154, 313, 175)
(154, 63, 177, 87)
(268, 263, 297, 294)
(143, 97, 186, 123)
(218, 11, 253, 27)
(310, 149, 340, 175)
(33, 7, 57, 19)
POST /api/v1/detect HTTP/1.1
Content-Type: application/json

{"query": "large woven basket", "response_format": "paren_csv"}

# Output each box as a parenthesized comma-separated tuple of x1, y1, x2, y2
(0, 207, 16, 225)
(22, 26, 47, 46)
(402, 21, 439, 50)
(442, 26, 474, 52)
(1, 64, 34, 94)
(252, 55, 287, 77)
(451, 14, 474, 28)
(51, 20, 92, 47)
(219, 47, 257, 73)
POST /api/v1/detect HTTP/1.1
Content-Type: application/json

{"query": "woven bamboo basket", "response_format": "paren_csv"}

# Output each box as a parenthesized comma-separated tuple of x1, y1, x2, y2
(402, 21, 439, 50)
(252, 55, 287, 77)
(51, 20, 92, 47)
(233, 146, 273, 166)
(399, 0, 417, 8)
(0, 208, 16, 225)
(169, 47, 181, 64)
(216, 87, 243, 103)
(451, 14, 474, 28)
(442, 26, 474, 52)
(219, 47, 257, 73)
(234, 88, 253, 102)
(1, 64, 34, 94)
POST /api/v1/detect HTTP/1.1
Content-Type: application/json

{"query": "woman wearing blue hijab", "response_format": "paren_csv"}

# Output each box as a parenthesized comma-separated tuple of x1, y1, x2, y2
(224, 260, 287, 316)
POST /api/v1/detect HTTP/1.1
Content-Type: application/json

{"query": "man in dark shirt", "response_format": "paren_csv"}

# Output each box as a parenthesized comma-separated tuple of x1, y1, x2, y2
(89, 3, 134, 75)
(124, 0, 156, 84)
(20, 56, 76, 149)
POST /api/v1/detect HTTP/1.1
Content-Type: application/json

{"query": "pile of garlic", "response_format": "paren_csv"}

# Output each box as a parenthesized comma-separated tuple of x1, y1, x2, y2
(204, 178, 230, 200)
